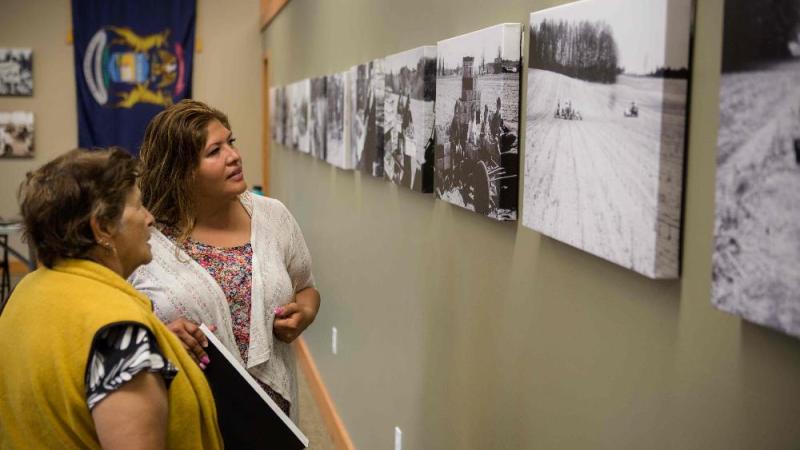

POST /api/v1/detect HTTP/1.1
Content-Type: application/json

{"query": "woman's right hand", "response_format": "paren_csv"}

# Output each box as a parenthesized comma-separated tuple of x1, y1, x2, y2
(166, 318, 216, 368)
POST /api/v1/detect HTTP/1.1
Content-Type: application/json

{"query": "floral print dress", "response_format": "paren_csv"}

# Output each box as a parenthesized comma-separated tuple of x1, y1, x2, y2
(164, 227, 291, 415)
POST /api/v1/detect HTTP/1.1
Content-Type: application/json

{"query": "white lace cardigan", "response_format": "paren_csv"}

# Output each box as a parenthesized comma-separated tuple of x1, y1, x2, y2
(128, 192, 314, 418)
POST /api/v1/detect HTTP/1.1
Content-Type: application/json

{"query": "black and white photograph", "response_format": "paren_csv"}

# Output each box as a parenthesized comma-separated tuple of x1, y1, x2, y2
(288, 79, 310, 154)
(367, 59, 385, 178)
(0, 111, 34, 158)
(270, 86, 286, 147)
(0, 48, 33, 96)
(309, 76, 327, 160)
(522, 0, 692, 278)
(383, 45, 437, 192)
(712, 0, 800, 336)
(326, 71, 351, 169)
(434, 23, 522, 220)
(348, 60, 385, 178)
(349, 63, 368, 170)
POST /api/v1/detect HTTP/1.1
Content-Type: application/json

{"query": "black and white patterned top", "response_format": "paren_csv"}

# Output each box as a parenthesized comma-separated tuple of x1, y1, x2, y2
(85, 323, 179, 410)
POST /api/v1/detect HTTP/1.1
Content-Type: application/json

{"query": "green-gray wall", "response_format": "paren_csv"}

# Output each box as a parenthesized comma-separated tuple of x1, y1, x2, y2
(264, 1, 800, 449)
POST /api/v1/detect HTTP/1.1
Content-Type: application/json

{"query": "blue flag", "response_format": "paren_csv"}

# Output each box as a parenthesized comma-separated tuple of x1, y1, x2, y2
(72, 0, 195, 155)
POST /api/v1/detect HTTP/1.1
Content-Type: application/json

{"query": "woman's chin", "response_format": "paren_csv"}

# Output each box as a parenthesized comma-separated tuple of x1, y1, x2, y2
(231, 180, 248, 195)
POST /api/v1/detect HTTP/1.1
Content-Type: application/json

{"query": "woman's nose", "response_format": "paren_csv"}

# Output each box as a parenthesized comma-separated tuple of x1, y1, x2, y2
(225, 145, 241, 163)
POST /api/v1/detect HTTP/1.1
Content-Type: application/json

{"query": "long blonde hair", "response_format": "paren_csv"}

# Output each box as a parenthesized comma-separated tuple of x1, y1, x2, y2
(138, 99, 230, 242)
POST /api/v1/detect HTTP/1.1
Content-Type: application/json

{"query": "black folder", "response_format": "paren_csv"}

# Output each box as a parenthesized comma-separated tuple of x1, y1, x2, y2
(200, 324, 308, 449)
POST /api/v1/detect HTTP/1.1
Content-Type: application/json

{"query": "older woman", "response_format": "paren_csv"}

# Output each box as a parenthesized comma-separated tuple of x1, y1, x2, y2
(0, 148, 222, 449)
(130, 100, 320, 419)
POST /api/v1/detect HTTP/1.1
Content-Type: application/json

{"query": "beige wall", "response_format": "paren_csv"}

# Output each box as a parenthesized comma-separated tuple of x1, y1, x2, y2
(0, 0, 262, 256)
(263, 1, 800, 449)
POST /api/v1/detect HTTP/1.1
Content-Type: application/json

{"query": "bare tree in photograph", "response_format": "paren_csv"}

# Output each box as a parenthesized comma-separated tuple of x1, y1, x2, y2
(529, 19, 620, 83)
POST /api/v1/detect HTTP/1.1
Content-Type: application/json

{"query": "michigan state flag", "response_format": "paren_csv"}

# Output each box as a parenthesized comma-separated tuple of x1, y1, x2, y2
(72, 0, 195, 155)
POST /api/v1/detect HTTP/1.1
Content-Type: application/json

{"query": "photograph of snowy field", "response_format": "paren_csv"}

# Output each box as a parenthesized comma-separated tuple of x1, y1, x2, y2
(523, 0, 692, 278)
(434, 23, 522, 220)
(310, 76, 327, 160)
(383, 46, 437, 192)
(326, 71, 351, 169)
(0, 111, 34, 158)
(712, 0, 800, 337)
(0, 49, 33, 96)
(288, 79, 310, 153)
(270, 86, 286, 147)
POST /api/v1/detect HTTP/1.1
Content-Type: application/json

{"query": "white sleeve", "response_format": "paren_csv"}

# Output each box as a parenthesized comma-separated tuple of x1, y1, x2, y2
(283, 207, 315, 292)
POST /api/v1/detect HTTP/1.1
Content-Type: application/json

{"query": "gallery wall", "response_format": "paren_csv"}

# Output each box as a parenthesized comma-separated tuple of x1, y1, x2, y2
(263, 0, 800, 449)
(0, 0, 262, 256)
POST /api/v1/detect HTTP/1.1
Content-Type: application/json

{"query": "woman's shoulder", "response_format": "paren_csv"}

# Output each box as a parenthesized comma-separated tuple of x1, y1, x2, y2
(246, 191, 287, 211)
(246, 192, 294, 221)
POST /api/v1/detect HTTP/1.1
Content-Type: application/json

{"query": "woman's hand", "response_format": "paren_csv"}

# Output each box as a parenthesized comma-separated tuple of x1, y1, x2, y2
(166, 318, 216, 368)
(273, 287, 320, 343)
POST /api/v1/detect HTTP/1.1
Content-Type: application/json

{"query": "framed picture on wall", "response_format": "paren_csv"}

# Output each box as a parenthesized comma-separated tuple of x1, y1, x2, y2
(309, 76, 327, 160)
(347, 59, 385, 178)
(325, 71, 351, 169)
(712, 0, 800, 337)
(349, 63, 366, 170)
(288, 79, 310, 154)
(0, 48, 33, 96)
(522, 0, 693, 279)
(383, 45, 437, 193)
(363, 59, 385, 179)
(270, 86, 286, 147)
(434, 23, 522, 221)
(0, 111, 34, 158)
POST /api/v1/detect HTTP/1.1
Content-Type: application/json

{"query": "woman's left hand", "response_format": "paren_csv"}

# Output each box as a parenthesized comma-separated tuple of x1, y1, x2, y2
(273, 287, 320, 343)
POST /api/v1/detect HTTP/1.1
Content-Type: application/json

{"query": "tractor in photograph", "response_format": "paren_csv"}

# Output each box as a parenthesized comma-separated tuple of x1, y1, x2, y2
(554, 99, 582, 120)
(624, 101, 639, 118)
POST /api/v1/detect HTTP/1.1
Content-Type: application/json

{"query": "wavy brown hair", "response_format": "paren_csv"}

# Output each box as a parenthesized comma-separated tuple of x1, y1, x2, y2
(138, 99, 230, 240)
(18, 148, 140, 268)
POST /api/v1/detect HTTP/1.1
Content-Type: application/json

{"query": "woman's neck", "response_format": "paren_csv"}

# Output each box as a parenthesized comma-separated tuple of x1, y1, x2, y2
(190, 194, 251, 247)
(193, 195, 243, 230)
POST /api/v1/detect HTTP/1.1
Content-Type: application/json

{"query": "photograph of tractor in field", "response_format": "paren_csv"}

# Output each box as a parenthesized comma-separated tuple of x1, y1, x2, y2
(523, 0, 692, 278)
(434, 23, 522, 221)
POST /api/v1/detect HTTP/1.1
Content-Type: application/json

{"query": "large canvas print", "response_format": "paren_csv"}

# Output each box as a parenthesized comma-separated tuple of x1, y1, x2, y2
(383, 46, 437, 192)
(0, 111, 34, 158)
(270, 86, 286, 146)
(350, 60, 385, 178)
(712, 0, 800, 336)
(0, 49, 33, 96)
(434, 23, 522, 220)
(309, 76, 327, 160)
(288, 79, 310, 153)
(522, 0, 692, 278)
(326, 71, 351, 169)
(349, 63, 368, 170)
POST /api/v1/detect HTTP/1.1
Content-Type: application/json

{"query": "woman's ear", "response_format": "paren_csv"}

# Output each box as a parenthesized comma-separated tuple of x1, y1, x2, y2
(89, 215, 116, 249)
